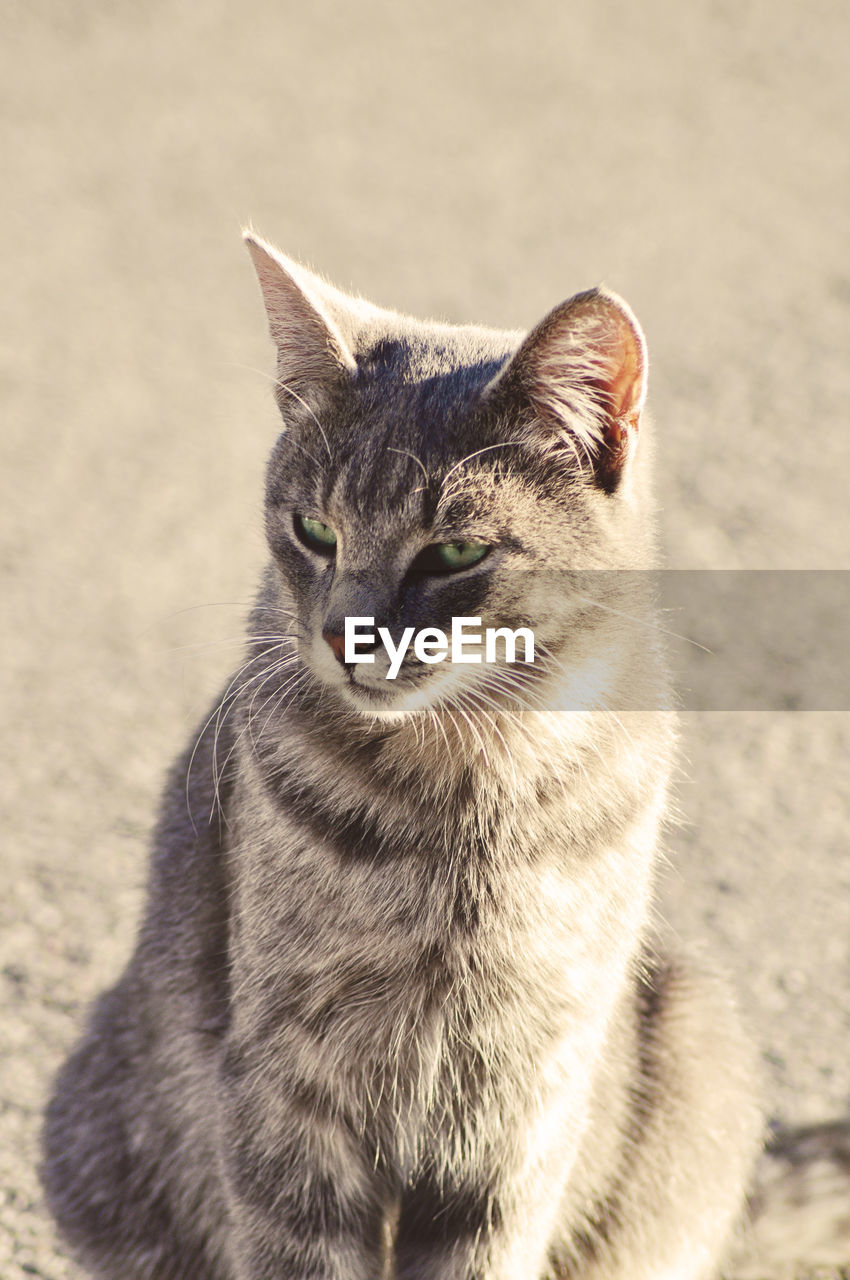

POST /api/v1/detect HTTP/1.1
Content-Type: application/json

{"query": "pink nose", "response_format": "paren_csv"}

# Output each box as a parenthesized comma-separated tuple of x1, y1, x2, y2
(322, 631, 347, 664)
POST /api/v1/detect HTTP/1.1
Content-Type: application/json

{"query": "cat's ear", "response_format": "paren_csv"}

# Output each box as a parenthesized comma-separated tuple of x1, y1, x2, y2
(489, 288, 647, 492)
(244, 232, 358, 404)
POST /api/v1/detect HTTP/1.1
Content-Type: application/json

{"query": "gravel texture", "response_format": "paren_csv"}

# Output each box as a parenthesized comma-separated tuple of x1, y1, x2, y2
(2, 2, 848, 1276)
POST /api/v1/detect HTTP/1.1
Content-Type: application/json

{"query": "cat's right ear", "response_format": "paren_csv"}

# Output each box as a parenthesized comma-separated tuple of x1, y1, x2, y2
(486, 287, 647, 493)
(244, 232, 357, 407)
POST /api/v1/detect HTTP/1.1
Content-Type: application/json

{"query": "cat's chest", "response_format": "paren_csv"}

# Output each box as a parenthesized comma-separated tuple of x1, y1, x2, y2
(225, 743, 659, 1101)
(228, 804, 647, 1055)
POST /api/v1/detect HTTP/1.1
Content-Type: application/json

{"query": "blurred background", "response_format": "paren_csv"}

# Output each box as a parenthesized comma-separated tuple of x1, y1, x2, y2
(1, 1, 848, 1275)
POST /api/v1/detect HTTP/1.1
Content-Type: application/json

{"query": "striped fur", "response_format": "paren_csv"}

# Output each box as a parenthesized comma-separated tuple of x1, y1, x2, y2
(41, 238, 763, 1279)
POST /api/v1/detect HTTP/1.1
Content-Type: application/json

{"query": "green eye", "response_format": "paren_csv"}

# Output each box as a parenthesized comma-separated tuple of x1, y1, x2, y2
(437, 541, 489, 570)
(295, 515, 337, 554)
(411, 541, 490, 574)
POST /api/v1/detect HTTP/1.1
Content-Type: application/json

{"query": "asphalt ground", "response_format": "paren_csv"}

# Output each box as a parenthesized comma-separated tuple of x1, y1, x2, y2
(2, 3, 848, 1275)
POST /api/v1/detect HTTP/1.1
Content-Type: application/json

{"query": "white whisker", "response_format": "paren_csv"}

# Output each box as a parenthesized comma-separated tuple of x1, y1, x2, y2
(274, 379, 334, 462)
(440, 440, 525, 489)
(387, 447, 430, 488)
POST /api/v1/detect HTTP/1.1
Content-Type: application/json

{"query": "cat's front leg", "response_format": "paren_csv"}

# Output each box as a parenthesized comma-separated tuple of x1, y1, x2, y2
(394, 1166, 564, 1280)
(218, 1050, 387, 1280)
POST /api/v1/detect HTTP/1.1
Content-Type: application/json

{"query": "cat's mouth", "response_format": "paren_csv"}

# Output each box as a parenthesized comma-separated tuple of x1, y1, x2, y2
(337, 665, 436, 719)
(346, 673, 398, 700)
(345, 667, 415, 698)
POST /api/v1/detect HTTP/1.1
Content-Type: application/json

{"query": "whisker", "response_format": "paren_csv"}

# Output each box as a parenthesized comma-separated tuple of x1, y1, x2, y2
(166, 632, 301, 656)
(441, 440, 525, 488)
(185, 639, 293, 833)
(274, 379, 333, 462)
(444, 691, 490, 764)
(209, 647, 300, 821)
(387, 447, 430, 488)
(427, 704, 454, 761)
(207, 651, 306, 822)
(247, 668, 314, 760)
(440, 701, 466, 755)
(248, 662, 312, 751)
(568, 591, 712, 654)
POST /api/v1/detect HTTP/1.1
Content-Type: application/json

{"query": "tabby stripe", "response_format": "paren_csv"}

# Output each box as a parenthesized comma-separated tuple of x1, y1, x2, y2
(396, 1174, 502, 1254)
(226, 1137, 372, 1238)
(254, 745, 408, 864)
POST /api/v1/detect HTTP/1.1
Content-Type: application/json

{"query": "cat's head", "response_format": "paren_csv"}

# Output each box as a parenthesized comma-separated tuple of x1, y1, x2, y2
(245, 232, 657, 724)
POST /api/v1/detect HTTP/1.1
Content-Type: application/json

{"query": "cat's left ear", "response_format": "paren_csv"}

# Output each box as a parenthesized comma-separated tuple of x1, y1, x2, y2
(244, 231, 358, 406)
(488, 288, 647, 492)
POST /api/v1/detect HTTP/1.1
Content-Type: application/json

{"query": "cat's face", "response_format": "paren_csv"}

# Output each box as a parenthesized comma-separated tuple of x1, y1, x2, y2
(247, 235, 653, 722)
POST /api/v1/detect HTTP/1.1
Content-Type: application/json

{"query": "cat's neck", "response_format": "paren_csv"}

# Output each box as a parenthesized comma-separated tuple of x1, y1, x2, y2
(242, 679, 672, 853)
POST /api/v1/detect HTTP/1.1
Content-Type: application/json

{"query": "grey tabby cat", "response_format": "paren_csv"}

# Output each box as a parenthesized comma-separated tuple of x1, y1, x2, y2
(41, 233, 763, 1280)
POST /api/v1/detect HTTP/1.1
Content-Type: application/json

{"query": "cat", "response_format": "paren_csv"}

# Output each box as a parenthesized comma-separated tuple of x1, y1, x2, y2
(41, 232, 765, 1280)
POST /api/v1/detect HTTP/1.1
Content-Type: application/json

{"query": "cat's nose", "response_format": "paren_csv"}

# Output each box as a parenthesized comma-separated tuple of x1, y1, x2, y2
(322, 631, 348, 664)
